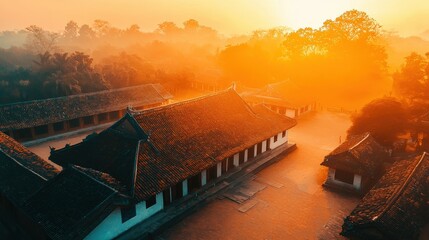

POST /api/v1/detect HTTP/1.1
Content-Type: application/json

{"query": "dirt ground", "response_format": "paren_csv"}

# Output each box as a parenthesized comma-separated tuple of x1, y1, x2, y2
(159, 111, 360, 240)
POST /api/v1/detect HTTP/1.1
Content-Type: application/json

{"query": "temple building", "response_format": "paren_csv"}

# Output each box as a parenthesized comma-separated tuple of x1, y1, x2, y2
(0, 84, 172, 143)
(342, 152, 429, 239)
(0, 131, 58, 239)
(241, 80, 316, 118)
(320, 133, 388, 194)
(48, 89, 297, 239)
(0, 131, 132, 240)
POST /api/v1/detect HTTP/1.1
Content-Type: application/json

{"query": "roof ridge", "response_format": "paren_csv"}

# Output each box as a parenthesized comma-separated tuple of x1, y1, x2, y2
(132, 88, 234, 116)
(0, 84, 157, 107)
(372, 152, 428, 221)
(71, 165, 120, 193)
(129, 140, 141, 198)
(0, 148, 48, 181)
(348, 133, 370, 151)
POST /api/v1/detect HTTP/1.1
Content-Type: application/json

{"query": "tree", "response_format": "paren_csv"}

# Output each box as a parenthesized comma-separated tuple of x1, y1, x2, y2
(158, 22, 180, 35)
(93, 19, 111, 37)
(348, 98, 409, 146)
(98, 52, 155, 88)
(78, 24, 96, 40)
(393, 52, 429, 101)
(64, 21, 79, 39)
(320, 10, 382, 49)
(183, 19, 199, 31)
(25, 25, 59, 54)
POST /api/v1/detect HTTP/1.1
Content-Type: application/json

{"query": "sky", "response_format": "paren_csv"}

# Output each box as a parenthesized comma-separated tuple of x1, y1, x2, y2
(0, 0, 428, 36)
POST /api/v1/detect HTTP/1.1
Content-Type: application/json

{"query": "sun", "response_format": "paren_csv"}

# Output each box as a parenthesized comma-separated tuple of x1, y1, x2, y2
(277, 0, 358, 30)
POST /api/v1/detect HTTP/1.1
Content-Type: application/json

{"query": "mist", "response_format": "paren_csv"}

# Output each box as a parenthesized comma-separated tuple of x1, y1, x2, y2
(1, 10, 429, 110)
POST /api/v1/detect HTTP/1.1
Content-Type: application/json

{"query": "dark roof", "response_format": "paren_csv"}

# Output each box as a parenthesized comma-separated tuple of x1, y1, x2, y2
(241, 80, 315, 108)
(342, 153, 429, 239)
(73, 165, 128, 193)
(0, 132, 59, 205)
(22, 166, 120, 240)
(321, 133, 388, 175)
(0, 83, 172, 131)
(51, 89, 297, 201)
(51, 127, 139, 197)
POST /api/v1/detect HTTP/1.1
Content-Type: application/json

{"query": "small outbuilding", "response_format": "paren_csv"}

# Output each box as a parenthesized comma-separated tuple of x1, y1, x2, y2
(0, 83, 172, 142)
(321, 133, 388, 194)
(341, 152, 429, 239)
(241, 80, 316, 118)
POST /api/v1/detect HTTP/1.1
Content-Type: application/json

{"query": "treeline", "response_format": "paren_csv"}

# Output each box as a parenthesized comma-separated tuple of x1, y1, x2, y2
(220, 10, 389, 107)
(1, 11, 429, 108)
(0, 50, 192, 104)
(0, 19, 219, 104)
(346, 51, 429, 149)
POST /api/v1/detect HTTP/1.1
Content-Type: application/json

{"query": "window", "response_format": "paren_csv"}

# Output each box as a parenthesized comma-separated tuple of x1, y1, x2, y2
(334, 169, 355, 185)
(248, 146, 255, 160)
(146, 195, 157, 208)
(53, 122, 64, 132)
(68, 118, 80, 128)
(163, 189, 171, 207)
(257, 142, 263, 155)
(274, 134, 278, 142)
(121, 205, 136, 223)
(228, 156, 235, 170)
(239, 151, 245, 164)
(171, 182, 183, 201)
(188, 173, 202, 193)
(266, 139, 271, 150)
(221, 159, 227, 174)
(282, 130, 286, 138)
(34, 125, 48, 135)
(83, 116, 94, 125)
(14, 128, 32, 140)
(98, 113, 108, 122)
(109, 111, 120, 120)
(206, 165, 217, 182)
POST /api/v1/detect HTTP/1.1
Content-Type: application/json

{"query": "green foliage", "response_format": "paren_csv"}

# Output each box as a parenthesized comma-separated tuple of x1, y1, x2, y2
(348, 98, 408, 146)
(0, 51, 109, 104)
(393, 52, 429, 102)
(218, 10, 388, 108)
(25, 25, 60, 54)
(98, 52, 156, 88)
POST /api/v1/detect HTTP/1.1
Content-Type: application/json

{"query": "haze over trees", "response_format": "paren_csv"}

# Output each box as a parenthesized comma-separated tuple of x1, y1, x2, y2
(0, 10, 428, 109)
(393, 52, 429, 103)
(348, 98, 408, 147)
(220, 10, 388, 107)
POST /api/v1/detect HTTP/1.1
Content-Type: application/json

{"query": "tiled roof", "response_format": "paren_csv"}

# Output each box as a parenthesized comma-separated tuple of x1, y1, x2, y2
(73, 165, 128, 193)
(0, 83, 172, 131)
(51, 89, 297, 201)
(321, 133, 388, 175)
(342, 153, 429, 239)
(0, 132, 59, 205)
(241, 80, 315, 108)
(22, 166, 119, 240)
(50, 128, 139, 197)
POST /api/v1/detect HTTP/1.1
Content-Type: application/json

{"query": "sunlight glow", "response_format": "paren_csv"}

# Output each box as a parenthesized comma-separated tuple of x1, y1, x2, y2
(1, 0, 429, 36)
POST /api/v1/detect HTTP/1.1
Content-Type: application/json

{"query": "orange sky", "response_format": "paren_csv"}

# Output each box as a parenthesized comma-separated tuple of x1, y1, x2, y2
(1, 0, 428, 36)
